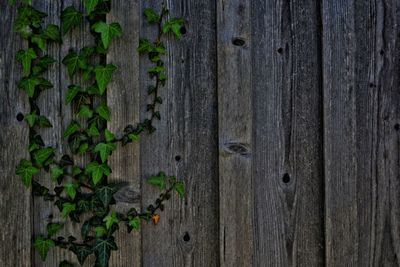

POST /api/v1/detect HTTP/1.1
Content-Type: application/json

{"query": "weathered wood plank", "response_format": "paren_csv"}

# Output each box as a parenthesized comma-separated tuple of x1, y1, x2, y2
(322, 0, 400, 266)
(140, 1, 219, 266)
(217, 0, 253, 266)
(0, 2, 32, 267)
(107, 0, 141, 266)
(251, 0, 324, 266)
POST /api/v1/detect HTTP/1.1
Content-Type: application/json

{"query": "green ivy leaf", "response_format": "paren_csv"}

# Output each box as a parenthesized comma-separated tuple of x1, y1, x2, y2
(79, 143, 89, 154)
(61, 6, 83, 35)
(25, 112, 37, 127)
(34, 237, 55, 261)
(173, 181, 185, 197)
(62, 52, 86, 78)
(31, 34, 47, 52)
(38, 116, 52, 128)
(16, 48, 37, 76)
(78, 105, 93, 119)
(128, 133, 140, 142)
(95, 104, 111, 121)
(104, 129, 115, 142)
(51, 166, 64, 181)
(61, 202, 76, 218)
(94, 142, 116, 163)
(70, 244, 92, 265)
(93, 237, 118, 267)
(65, 85, 81, 104)
(43, 24, 61, 42)
(138, 39, 154, 54)
(95, 185, 117, 208)
(18, 76, 41, 97)
(147, 173, 167, 190)
(85, 0, 99, 14)
(33, 147, 55, 166)
(163, 18, 185, 39)
(16, 159, 39, 187)
(95, 226, 107, 237)
(87, 123, 100, 137)
(94, 64, 117, 94)
(92, 21, 122, 49)
(103, 211, 118, 230)
(128, 217, 140, 231)
(47, 223, 64, 237)
(65, 183, 78, 200)
(64, 120, 81, 138)
(144, 8, 160, 24)
(85, 162, 111, 185)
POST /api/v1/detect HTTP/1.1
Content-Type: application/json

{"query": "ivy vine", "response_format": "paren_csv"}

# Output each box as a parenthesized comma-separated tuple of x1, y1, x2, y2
(11, 0, 185, 266)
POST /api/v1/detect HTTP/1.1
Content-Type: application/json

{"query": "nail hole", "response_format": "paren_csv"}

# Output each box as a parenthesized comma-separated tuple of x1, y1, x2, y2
(394, 123, 399, 131)
(16, 113, 24, 121)
(282, 173, 290, 183)
(232, 37, 245, 46)
(380, 50, 385, 55)
(175, 155, 181, 162)
(369, 83, 375, 88)
(183, 232, 190, 242)
(277, 47, 283, 54)
(180, 26, 187, 35)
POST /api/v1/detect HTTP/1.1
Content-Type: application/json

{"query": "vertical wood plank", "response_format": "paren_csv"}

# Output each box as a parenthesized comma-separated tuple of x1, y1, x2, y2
(322, 0, 400, 265)
(251, 0, 325, 266)
(107, 0, 142, 266)
(140, 0, 219, 266)
(0, 2, 32, 267)
(217, 0, 253, 266)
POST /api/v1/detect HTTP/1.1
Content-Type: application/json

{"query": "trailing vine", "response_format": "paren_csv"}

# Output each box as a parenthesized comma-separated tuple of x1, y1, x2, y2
(11, 0, 185, 266)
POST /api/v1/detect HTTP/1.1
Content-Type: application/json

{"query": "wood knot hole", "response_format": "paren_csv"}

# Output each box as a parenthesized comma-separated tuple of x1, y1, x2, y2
(232, 37, 245, 46)
(277, 47, 283, 54)
(394, 123, 400, 131)
(175, 155, 182, 162)
(282, 173, 290, 184)
(183, 232, 190, 242)
(180, 26, 187, 35)
(16, 113, 24, 121)
(225, 142, 250, 156)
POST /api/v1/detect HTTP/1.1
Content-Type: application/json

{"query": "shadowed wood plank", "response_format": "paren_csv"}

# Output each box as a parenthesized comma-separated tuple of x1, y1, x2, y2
(251, 0, 324, 266)
(322, 0, 400, 266)
(107, 0, 141, 266)
(140, 1, 219, 266)
(217, 0, 253, 266)
(0, 2, 31, 266)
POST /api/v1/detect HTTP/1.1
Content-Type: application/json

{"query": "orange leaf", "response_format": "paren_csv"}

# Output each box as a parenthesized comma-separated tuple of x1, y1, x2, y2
(152, 214, 160, 225)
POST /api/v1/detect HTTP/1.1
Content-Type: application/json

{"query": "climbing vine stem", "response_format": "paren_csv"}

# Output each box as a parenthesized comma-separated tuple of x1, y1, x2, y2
(11, 0, 185, 266)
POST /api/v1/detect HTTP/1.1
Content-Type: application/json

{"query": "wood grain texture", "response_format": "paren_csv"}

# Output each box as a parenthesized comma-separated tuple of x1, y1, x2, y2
(322, 0, 400, 266)
(140, 0, 219, 266)
(251, 0, 324, 266)
(0, 2, 32, 266)
(107, 0, 141, 266)
(217, 0, 254, 266)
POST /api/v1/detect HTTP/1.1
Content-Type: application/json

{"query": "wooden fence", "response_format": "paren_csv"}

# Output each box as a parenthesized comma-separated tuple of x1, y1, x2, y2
(1, 0, 400, 266)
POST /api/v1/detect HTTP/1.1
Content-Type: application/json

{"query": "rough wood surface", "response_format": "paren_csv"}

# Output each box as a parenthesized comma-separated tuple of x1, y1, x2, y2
(0, 2, 31, 266)
(217, 0, 254, 266)
(139, 0, 219, 266)
(2, 1, 400, 266)
(107, 0, 141, 266)
(251, 0, 325, 266)
(322, 0, 400, 266)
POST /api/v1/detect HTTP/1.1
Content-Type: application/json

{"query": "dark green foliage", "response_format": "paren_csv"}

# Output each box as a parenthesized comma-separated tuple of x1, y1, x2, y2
(12, 1, 185, 266)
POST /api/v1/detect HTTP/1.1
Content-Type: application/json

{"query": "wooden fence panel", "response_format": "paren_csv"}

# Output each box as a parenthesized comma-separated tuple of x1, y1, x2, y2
(322, 0, 400, 266)
(217, 0, 254, 266)
(107, 1, 142, 266)
(251, 0, 325, 266)
(0, 2, 32, 266)
(140, 1, 219, 266)
(3, 0, 400, 266)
